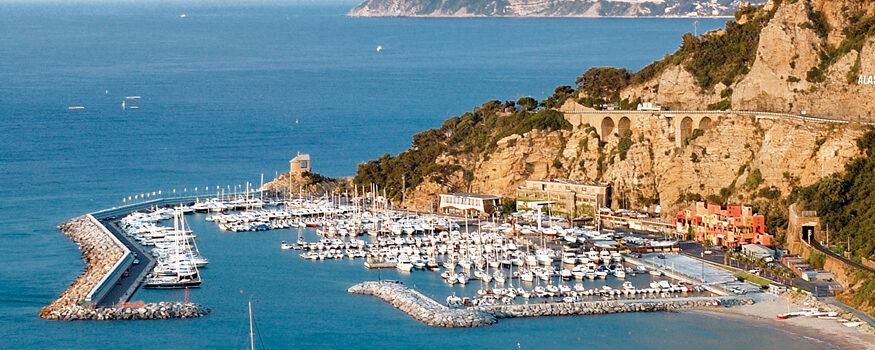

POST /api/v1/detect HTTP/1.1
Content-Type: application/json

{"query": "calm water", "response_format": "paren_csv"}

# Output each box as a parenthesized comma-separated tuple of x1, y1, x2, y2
(0, 2, 823, 348)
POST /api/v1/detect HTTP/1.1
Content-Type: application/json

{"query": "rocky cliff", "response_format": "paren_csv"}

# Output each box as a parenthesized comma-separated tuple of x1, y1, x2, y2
(348, 0, 761, 17)
(354, 0, 875, 235)
(618, 0, 875, 121)
(398, 105, 866, 231)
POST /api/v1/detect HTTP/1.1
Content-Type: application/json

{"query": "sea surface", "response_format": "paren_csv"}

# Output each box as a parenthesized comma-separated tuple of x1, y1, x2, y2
(0, 2, 826, 348)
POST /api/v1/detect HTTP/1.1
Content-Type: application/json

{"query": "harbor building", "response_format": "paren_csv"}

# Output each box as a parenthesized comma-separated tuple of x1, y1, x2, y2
(515, 179, 610, 218)
(290, 152, 311, 174)
(438, 193, 501, 217)
(675, 202, 773, 247)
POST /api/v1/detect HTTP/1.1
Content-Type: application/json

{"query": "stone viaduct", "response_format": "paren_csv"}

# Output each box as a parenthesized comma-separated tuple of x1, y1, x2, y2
(562, 110, 854, 147)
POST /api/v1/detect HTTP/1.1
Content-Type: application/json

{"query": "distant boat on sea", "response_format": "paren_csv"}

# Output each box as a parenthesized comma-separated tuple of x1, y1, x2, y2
(130, 106, 139, 110)
(376, 45, 382, 52)
(67, 106, 85, 110)
(126, 96, 141, 100)
(180, 14, 186, 18)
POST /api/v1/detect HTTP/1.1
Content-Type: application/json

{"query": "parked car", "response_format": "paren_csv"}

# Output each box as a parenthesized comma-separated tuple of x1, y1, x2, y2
(132, 259, 140, 265)
(122, 271, 130, 278)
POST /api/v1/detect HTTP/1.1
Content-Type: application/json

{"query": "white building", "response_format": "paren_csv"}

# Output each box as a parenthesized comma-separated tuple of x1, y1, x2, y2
(438, 193, 501, 216)
(742, 244, 775, 261)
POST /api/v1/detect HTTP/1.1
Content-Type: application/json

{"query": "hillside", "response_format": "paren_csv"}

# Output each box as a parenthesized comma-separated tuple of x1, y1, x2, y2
(348, 0, 760, 17)
(612, 0, 875, 120)
(352, 0, 875, 237)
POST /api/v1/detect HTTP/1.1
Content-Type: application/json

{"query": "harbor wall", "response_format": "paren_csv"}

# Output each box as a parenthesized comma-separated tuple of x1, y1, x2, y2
(348, 281, 497, 327)
(40, 216, 126, 318)
(475, 297, 753, 319)
(84, 215, 132, 305)
(41, 302, 209, 321)
(349, 281, 751, 328)
(41, 212, 210, 321)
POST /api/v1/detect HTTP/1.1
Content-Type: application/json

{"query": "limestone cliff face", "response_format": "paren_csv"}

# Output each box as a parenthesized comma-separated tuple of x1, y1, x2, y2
(620, 0, 875, 121)
(348, 0, 760, 17)
(403, 112, 865, 221)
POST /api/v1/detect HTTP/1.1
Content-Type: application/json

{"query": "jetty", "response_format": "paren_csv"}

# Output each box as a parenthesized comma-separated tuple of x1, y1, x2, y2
(40, 214, 209, 321)
(348, 281, 497, 327)
(348, 281, 752, 328)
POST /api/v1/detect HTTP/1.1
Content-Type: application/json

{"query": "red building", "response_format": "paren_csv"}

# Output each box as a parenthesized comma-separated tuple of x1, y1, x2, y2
(675, 202, 772, 247)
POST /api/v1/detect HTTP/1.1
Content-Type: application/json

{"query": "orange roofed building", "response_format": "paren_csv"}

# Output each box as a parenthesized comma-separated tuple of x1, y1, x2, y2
(675, 202, 773, 247)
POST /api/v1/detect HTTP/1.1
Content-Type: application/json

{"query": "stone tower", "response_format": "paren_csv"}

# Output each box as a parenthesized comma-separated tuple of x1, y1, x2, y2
(290, 152, 311, 175)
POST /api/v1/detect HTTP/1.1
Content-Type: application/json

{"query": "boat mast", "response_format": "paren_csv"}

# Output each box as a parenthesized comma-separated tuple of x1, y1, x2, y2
(249, 299, 255, 350)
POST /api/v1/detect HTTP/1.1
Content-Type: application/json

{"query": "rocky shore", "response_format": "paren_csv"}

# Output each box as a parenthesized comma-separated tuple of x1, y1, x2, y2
(350, 281, 752, 327)
(348, 281, 497, 327)
(40, 302, 210, 321)
(39, 215, 209, 321)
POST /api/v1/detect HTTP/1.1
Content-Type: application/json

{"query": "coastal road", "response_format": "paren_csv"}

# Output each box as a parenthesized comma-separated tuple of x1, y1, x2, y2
(96, 219, 153, 306)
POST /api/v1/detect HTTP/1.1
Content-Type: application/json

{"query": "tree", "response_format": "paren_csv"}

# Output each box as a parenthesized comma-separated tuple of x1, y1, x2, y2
(517, 97, 538, 111)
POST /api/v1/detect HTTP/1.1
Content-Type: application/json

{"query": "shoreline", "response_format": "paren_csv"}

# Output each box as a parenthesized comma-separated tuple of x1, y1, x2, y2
(346, 14, 735, 19)
(686, 295, 875, 350)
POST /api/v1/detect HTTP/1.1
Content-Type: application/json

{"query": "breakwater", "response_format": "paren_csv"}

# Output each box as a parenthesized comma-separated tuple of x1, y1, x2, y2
(40, 215, 209, 321)
(348, 281, 497, 327)
(40, 302, 210, 321)
(475, 297, 753, 319)
(39, 216, 126, 318)
(349, 281, 753, 327)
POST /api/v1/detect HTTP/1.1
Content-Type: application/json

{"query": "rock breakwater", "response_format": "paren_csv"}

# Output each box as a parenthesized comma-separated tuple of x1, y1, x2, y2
(39, 215, 209, 321)
(39, 216, 125, 318)
(350, 281, 753, 327)
(476, 297, 754, 319)
(40, 302, 210, 321)
(348, 281, 497, 327)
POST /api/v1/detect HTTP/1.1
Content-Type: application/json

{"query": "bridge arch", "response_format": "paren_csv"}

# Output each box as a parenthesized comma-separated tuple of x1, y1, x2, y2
(699, 117, 712, 130)
(600, 117, 615, 139)
(618, 116, 631, 137)
(680, 117, 694, 142)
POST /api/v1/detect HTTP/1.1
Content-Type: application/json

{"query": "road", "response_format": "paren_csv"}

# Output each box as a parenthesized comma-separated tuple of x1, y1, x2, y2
(95, 219, 153, 306)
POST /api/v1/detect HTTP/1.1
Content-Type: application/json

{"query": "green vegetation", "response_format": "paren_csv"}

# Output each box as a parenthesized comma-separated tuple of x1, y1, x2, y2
(707, 99, 731, 110)
(805, 249, 826, 269)
(736, 271, 772, 288)
(843, 270, 875, 316)
(354, 101, 571, 202)
(807, 13, 875, 84)
(789, 129, 875, 261)
(683, 129, 705, 146)
(617, 135, 634, 161)
(540, 85, 574, 109)
(302, 171, 331, 185)
(501, 198, 517, 214)
(745, 168, 764, 190)
(516, 96, 538, 111)
(575, 67, 632, 102)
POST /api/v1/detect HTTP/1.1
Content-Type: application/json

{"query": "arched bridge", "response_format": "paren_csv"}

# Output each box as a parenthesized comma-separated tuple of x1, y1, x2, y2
(563, 110, 858, 147)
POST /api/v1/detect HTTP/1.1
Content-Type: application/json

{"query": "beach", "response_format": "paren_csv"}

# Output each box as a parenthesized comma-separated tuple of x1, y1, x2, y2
(690, 293, 875, 349)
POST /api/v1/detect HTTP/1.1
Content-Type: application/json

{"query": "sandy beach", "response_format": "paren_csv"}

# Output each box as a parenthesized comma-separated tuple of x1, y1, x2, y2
(688, 293, 875, 349)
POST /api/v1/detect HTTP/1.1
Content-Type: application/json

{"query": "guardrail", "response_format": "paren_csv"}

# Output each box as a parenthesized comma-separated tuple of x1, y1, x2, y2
(90, 195, 208, 219)
(84, 214, 132, 305)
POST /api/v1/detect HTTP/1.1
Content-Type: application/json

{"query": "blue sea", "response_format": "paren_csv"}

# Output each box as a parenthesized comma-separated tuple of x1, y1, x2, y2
(0, 2, 828, 348)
